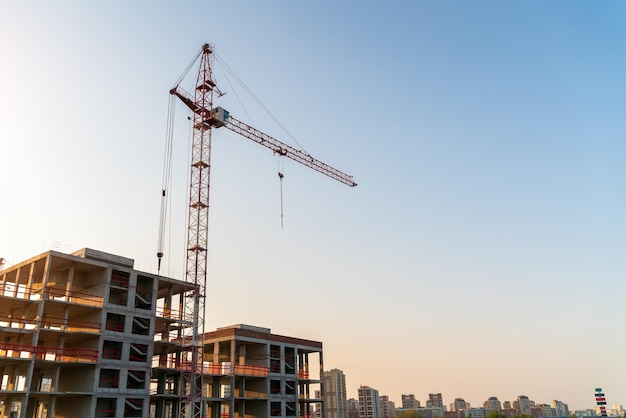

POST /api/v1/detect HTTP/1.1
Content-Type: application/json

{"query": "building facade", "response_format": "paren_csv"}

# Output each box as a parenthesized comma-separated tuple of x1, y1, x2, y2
(428, 394, 444, 409)
(0, 248, 186, 418)
(322, 369, 348, 418)
(347, 398, 359, 418)
(517, 396, 532, 416)
(358, 386, 382, 418)
(380, 396, 394, 418)
(453, 399, 467, 418)
(483, 397, 501, 412)
(551, 401, 569, 418)
(462, 408, 486, 418)
(0, 249, 324, 418)
(195, 324, 324, 418)
(402, 395, 420, 409)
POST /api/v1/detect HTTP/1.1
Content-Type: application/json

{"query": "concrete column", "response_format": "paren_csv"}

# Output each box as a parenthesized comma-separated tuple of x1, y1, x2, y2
(213, 342, 219, 365)
(65, 265, 74, 303)
(25, 263, 34, 301)
(320, 352, 326, 418)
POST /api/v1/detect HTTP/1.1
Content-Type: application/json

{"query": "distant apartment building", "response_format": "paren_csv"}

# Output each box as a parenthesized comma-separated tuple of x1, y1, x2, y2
(402, 395, 420, 409)
(424, 407, 446, 418)
(531, 404, 552, 418)
(501, 408, 518, 418)
(348, 398, 360, 418)
(484, 397, 502, 412)
(503, 402, 512, 410)
(454, 399, 468, 418)
(517, 396, 532, 416)
(543, 405, 556, 417)
(322, 369, 348, 418)
(428, 394, 444, 409)
(463, 408, 486, 418)
(574, 409, 596, 417)
(381, 395, 395, 418)
(358, 386, 382, 418)
(552, 401, 569, 418)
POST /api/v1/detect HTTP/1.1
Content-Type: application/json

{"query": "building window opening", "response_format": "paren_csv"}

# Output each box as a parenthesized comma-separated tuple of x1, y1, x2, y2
(135, 276, 153, 310)
(102, 340, 123, 360)
(110, 271, 129, 289)
(271, 402, 281, 416)
(131, 317, 150, 336)
(270, 379, 281, 394)
(99, 369, 120, 388)
(95, 398, 116, 418)
(105, 313, 125, 332)
(127, 370, 146, 389)
(124, 398, 143, 417)
(285, 380, 296, 395)
(285, 347, 295, 374)
(108, 288, 127, 306)
(270, 359, 280, 373)
(129, 343, 148, 362)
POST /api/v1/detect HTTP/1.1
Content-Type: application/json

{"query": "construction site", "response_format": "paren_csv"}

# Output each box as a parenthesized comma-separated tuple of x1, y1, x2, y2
(0, 248, 324, 418)
(0, 43, 355, 418)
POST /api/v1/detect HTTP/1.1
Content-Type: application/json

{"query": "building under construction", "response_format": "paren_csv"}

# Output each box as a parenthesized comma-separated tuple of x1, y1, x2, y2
(0, 248, 324, 418)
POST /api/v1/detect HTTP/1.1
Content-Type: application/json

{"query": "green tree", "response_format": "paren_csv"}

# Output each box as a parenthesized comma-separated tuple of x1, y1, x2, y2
(397, 411, 423, 418)
(487, 411, 505, 418)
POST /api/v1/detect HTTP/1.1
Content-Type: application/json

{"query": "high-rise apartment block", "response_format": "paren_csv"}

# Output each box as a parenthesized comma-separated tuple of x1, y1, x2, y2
(517, 396, 532, 416)
(531, 404, 551, 418)
(358, 386, 382, 418)
(380, 395, 394, 418)
(453, 398, 467, 418)
(347, 398, 360, 418)
(0, 249, 324, 418)
(484, 397, 501, 412)
(322, 369, 348, 418)
(402, 395, 420, 409)
(428, 394, 444, 409)
(551, 400, 569, 418)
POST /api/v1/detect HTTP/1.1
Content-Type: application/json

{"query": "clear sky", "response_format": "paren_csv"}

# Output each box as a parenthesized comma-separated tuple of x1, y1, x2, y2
(1, 1, 625, 411)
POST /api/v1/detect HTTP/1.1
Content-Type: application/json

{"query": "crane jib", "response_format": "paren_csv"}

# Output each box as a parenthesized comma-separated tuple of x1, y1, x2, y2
(223, 115, 357, 187)
(170, 87, 356, 187)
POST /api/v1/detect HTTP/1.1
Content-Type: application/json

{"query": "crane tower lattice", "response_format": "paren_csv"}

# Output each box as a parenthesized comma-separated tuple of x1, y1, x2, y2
(160, 43, 356, 418)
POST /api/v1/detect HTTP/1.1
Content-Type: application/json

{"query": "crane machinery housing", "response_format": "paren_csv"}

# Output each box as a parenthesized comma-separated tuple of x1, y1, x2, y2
(159, 43, 356, 418)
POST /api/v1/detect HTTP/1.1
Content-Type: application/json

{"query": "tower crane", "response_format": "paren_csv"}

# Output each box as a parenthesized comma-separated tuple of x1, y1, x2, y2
(159, 43, 356, 418)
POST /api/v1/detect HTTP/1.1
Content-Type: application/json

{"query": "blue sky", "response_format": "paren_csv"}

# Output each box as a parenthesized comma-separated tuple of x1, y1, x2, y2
(1, 1, 625, 410)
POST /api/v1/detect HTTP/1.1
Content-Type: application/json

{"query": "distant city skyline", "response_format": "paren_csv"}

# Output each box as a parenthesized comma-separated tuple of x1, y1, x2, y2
(323, 369, 622, 417)
(344, 386, 622, 416)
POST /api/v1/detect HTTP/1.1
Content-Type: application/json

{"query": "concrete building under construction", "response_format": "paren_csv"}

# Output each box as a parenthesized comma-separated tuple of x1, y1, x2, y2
(0, 249, 324, 418)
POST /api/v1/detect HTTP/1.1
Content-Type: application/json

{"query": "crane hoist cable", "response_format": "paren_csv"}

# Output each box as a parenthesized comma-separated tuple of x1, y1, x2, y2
(216, 59, 255, 128)
(216, 54, 306, 229)
(157, 94, 177, 274)
(215, 53, 309, 155)
(277, 156, 286, 229)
